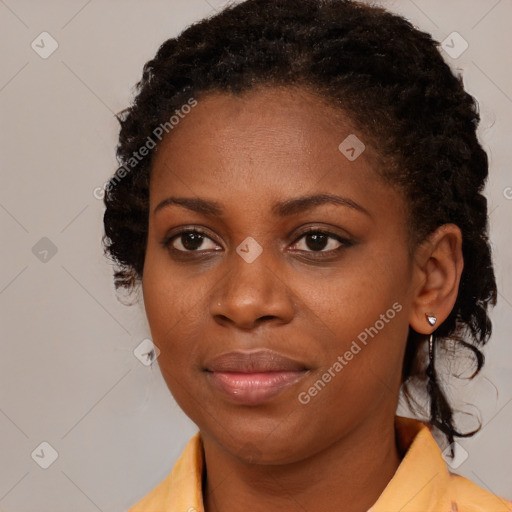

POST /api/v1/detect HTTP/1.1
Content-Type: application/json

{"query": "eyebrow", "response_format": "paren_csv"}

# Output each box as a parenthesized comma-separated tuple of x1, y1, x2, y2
(153, 193, 370, 217)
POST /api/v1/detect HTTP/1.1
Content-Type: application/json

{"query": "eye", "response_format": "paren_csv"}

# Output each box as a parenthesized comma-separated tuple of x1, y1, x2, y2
(290, 229, 350, 254)
(161, 227, 352, 258)
(163, 228, 221, 253)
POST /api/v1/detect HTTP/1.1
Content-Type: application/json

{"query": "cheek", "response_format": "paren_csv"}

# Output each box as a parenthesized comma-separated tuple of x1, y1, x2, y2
(142, 238, 195, 324)
(142, 261, 205, 408)
(141, 244, 216, 372)
(299, 243, 412, 389)
(304, 247, 409, 334)
(142, 246, 188, 347)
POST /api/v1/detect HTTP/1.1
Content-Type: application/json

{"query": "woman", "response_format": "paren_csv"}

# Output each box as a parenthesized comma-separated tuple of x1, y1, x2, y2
(102, 0, 512, 510)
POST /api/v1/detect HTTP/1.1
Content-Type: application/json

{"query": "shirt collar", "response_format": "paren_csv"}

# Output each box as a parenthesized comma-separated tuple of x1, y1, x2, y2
(129, 415, 511, 512)
(368, 415, 452, 511)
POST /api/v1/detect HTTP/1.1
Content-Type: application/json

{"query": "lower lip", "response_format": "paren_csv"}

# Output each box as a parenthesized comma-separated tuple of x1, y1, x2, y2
(206, 371, 307, 405)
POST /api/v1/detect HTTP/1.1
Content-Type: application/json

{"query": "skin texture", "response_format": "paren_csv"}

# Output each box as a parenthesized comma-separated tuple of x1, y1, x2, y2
(142, 87, 463, 512)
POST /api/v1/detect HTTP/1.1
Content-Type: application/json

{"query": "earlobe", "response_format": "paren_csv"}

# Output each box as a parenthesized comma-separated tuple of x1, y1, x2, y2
(409, 224, 464, 334)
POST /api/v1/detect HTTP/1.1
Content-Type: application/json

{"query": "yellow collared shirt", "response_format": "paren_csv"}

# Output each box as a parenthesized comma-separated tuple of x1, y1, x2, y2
(128, 416, 511, 512)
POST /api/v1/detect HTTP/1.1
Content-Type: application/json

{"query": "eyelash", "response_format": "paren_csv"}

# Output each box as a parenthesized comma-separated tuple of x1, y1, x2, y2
(161, 227, 352, 259)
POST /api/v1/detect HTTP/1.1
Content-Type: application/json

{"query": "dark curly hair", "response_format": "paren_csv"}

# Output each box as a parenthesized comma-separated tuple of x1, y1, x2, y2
(102, 0, 497, 450)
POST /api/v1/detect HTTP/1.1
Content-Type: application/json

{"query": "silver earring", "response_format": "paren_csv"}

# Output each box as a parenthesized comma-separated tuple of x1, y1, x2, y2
(425, 331, 437, 394)
(426, 313, 437, 326)
(425, 313, 437, 383)
(428, 332, 434, 366)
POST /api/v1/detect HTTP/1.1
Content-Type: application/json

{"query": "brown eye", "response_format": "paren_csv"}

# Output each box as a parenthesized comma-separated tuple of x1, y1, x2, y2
(166, 229, 220, 252)
(292, 230, 346, 253)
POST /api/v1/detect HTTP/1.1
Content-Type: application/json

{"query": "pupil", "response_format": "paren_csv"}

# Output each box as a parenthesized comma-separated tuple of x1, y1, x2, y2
(306, 233, 327, 251)
(182, 233, 203, 251)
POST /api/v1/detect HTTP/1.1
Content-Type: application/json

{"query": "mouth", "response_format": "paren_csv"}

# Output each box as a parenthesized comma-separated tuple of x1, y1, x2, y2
(204, 349, 310, 405)
(205, 370, 309, 405)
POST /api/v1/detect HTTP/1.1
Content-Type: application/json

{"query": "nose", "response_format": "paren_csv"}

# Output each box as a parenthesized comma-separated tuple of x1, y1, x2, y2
(209, 246, 295, 330)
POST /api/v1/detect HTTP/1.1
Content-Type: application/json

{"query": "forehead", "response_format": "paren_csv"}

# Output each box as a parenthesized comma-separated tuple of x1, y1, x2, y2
(148, 86, 397, 220)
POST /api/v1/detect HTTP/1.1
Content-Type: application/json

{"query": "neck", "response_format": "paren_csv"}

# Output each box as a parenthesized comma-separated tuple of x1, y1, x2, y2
(202, 413, 401, 512)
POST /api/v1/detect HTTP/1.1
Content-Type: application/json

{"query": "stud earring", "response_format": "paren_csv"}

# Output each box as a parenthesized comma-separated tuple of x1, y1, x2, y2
(424, 313, 443, 449)
(425, 313, 437, 392)
(426, 313, 437, 326)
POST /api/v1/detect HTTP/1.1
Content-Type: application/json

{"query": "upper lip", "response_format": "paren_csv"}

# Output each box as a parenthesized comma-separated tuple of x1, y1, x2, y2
(204, 349, 309, 373)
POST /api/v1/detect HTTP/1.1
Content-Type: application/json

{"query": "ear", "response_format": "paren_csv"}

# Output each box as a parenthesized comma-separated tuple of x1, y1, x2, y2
(409, 224, 464, 334)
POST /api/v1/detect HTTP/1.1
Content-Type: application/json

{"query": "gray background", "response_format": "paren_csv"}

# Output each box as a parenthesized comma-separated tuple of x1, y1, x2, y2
(0, 0, 511, 510)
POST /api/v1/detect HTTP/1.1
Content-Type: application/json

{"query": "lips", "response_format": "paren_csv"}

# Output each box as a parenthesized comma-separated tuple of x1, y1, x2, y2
(204, 349, 309, 373)
(204, 349, 310, 405)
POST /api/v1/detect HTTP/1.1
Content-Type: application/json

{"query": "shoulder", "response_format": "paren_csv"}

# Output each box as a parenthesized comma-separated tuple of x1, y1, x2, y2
(370, 416, 512, 512)
(447, 472, 512, 512)
(127, 431, 204, 512)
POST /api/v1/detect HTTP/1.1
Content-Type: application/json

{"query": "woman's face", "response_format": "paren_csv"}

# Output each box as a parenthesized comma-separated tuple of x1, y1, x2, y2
(142, 86, 417, 464)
